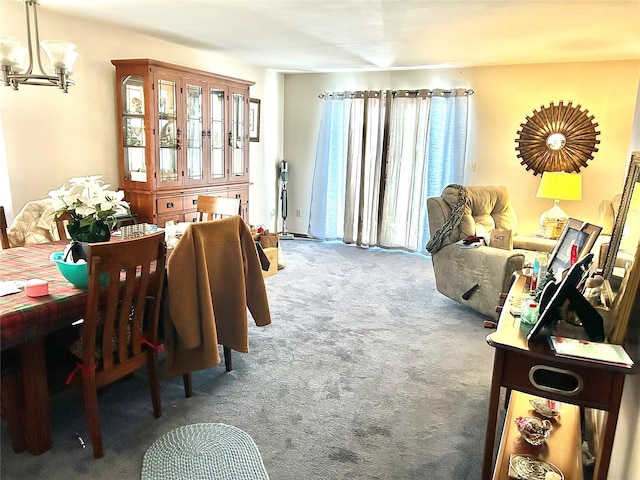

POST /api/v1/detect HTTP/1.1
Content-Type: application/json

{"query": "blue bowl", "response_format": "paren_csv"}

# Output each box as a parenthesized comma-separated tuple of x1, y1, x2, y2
(50, 252, 108, 288)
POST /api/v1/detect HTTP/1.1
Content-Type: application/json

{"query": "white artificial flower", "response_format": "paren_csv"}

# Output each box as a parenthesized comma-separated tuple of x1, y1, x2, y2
(48, 175, 130, 224)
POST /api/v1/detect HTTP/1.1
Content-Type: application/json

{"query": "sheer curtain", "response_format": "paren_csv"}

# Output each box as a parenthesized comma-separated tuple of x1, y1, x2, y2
(309, 88, 471, 252)
(309, 91, 386, 244)
(309, 94, 353, 240)
(380, 90, 470, 251)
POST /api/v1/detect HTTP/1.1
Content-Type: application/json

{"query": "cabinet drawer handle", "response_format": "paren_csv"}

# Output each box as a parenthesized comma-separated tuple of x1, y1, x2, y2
(192, 199, 198, 205)
(166, 202, 174, 209)
(529, 365, 583, 396)
(235, 194, 241, 199)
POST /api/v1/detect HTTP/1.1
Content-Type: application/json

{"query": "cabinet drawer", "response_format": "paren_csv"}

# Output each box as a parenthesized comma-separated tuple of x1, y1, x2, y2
(157, 196, 184, 214)
(501, 349, 616, 409)
(184, 194, 200, 210)
(157, 213, 184, 227)
(227, 187, 248, 204)
(184, 211, 200, 223)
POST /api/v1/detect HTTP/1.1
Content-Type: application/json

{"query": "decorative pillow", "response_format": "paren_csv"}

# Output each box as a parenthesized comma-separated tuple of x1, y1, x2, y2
(490, 228, 513, 250)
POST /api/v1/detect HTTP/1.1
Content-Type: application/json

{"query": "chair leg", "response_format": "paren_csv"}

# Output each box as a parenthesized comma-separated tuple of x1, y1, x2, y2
(147, 352, 162, 418)
(183, 374, 192, 398)
(82, 376, 103, 459)
(1, 372, 27, 453)
(223, 346, 232, 372)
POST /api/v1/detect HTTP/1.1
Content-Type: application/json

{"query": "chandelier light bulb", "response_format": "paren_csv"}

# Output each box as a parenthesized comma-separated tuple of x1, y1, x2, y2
(40, 40, 78, 69)
(1, 1, 78, 92)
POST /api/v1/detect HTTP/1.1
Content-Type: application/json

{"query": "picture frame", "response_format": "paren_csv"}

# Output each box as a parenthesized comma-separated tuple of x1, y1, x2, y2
(249, 98, 261, 142)
(546, 218, 602, 280)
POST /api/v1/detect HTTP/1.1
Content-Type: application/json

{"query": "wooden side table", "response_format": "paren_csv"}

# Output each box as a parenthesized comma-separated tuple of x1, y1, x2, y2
(482, 273, 638, 480)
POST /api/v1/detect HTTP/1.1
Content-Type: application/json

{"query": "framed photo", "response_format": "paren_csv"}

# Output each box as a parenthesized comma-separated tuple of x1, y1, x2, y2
(546, 218, 602, 280)
(249, 98, 261, 142)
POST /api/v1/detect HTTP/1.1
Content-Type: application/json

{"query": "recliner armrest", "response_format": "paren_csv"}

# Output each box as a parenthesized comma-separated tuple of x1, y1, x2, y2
(513, 235, 556, 253)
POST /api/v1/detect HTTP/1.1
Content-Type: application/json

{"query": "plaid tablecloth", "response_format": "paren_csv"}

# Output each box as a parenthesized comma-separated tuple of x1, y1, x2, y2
(0, 242, 88, 350)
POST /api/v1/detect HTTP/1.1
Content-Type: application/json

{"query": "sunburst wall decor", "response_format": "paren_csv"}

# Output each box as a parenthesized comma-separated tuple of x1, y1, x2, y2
(515, 101, 600, 176)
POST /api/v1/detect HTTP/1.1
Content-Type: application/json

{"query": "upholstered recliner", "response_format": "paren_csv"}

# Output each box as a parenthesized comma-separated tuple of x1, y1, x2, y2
(426, 185, 555, 319)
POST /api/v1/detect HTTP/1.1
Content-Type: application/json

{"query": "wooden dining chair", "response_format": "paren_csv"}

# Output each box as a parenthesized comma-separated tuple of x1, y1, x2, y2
(62, 231, 166, 458)
(54, 211, 72, 241)
(195, 195, 241, 221)
(179, 194, 242, 395)
(0, 206, 10, 249)
(183, 201, 250, 397)
(167, 218, 271, 400)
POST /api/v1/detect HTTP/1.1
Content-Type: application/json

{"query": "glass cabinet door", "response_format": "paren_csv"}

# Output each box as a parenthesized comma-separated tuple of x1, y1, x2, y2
(209, 86, 226, 183)
(230, 90, 246, 180)
(157, 75, 181, 187)
(121, 75, 147, 183)
(184, 80, 205, 185)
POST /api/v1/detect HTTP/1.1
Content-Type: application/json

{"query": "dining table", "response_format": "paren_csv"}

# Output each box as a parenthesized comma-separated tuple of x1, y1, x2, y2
(1, 225, 264, 455)
(1, 241, 90, 454)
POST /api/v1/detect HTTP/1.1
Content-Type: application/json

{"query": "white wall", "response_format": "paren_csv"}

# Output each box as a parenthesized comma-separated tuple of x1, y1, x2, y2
(0, 3, 283, 231)
(282, 61, 640, 235)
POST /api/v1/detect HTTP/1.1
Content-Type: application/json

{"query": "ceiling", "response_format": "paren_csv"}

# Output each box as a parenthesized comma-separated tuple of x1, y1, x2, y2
(26, 1, 640, 72)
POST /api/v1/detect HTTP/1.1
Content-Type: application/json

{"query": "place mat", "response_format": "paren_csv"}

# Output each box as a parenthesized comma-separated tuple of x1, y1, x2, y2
(141, 423, 269, 480)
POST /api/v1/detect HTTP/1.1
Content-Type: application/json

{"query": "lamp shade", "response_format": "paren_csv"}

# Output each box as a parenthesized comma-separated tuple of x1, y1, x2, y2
(0, 37, 24, 66)
(39, 41, 78, 69)
(536, 172, 582, 201)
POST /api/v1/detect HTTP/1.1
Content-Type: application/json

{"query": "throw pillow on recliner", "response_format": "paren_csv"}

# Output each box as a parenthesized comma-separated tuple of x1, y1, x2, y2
(489, 228, 513, 250)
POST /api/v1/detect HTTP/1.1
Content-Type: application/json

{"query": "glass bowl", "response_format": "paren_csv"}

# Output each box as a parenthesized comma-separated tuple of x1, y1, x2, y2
(530, 398, 562, 419)
(515, 416, 553, 446)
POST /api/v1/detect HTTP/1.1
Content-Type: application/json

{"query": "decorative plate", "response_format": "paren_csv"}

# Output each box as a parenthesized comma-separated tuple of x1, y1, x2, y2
(515, 101, 600, 176)
(509, 454, 564, 480)
(530, 398, 562, 418)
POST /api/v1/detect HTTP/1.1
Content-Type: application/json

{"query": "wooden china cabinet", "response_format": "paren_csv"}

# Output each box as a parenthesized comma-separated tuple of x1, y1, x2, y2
(111, 59, 254, 226)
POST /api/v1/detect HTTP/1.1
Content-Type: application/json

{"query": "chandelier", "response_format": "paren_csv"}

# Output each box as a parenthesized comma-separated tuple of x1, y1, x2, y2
(0, 0, 78, 93)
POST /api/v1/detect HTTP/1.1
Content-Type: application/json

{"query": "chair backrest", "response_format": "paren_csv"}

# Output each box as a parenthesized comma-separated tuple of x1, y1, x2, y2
(196, 195, 241, 222)
(82, 231, 166, 371)
(54, 211, 72, 241)
(0, 206, 9, 249)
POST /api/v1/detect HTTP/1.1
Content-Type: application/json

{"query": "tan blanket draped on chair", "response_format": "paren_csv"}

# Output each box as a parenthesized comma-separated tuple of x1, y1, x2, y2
(164, 216, 272, 378)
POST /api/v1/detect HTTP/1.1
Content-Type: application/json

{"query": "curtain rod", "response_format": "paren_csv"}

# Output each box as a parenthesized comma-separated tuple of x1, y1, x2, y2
(318, 88, 474, 99)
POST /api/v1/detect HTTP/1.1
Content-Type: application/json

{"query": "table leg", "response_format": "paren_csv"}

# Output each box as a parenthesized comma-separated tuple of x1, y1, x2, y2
(19, 338, 52, 454)
(482, 348, 504, 480)
(592, 373, 626, 480)
(482, 349, 505, 480)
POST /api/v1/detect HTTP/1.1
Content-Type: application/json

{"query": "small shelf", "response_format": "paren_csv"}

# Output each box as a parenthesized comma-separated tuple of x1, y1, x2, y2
(493, 391, 583, 480)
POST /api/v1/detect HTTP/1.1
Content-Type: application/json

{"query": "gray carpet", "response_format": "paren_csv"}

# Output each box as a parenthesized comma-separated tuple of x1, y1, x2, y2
(1, 239, 495, 479)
